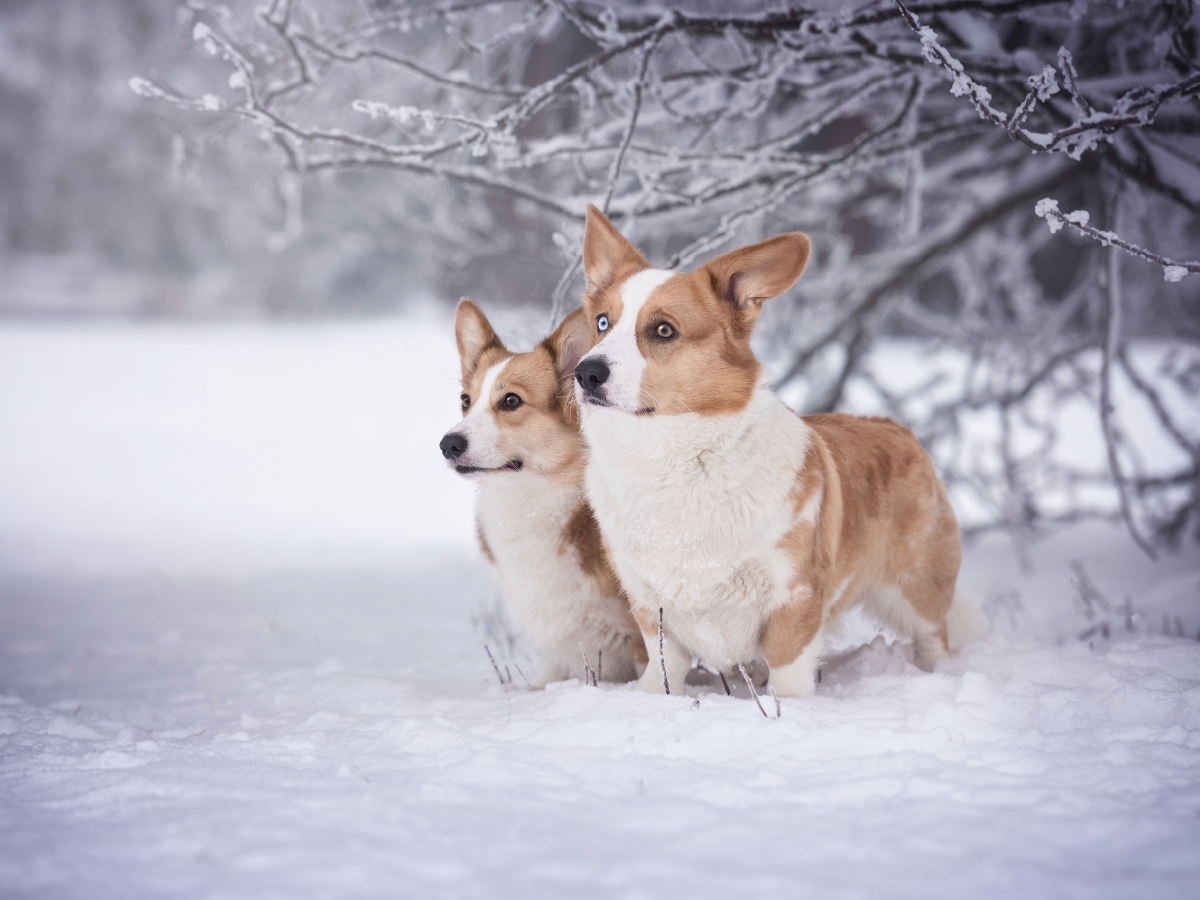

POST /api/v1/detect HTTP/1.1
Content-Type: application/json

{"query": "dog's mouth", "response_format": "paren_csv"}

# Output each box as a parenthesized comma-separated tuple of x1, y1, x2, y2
(580, 394, 654, 416)
(454, 460, 524, 475)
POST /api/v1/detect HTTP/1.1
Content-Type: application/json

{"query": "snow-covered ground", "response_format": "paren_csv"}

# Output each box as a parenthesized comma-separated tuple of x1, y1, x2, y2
(1, 317, 1198, 899)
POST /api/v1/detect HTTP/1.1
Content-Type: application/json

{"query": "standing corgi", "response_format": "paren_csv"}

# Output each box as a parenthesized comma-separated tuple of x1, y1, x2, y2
(572, 206, 987, 698)
(441, 299, 646, 688)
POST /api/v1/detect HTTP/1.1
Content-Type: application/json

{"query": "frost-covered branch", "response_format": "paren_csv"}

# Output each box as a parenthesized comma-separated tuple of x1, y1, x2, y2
(135, 0, 1200, 553)
(897, 0, 1200, 159)
(1034, 200, 1199, 283)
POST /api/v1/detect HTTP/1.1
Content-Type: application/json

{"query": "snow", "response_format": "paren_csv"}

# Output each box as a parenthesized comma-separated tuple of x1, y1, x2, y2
(2, 317, 1200, 899)
(1163, 265, 1188, 283)
(1030, 65, 1061, 101)
(1035, 197, 1064, 232)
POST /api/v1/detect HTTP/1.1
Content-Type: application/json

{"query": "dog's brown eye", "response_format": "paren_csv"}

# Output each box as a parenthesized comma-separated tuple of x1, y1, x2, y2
(655, 322, 675, 339)
(502, 392, 523, 409)
(461, 394, 470, 412)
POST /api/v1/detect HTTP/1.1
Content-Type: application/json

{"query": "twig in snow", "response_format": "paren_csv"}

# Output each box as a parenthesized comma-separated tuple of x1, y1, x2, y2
(579, 642, 597, 686)
(696, 659, 732, 695)
(513, 663, 530, 688)
(738, 664, 768, 718)
(768, 685, 781, 719)
(597, 649, 602, 684)
(1069, 560, 1112, 620)
(658, 607, 670, 696)
(484, 644, 507, 685)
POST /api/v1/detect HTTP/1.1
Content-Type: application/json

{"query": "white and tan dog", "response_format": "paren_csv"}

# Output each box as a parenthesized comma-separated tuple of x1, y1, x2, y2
(441, 299, 646, 688)
(572, 206, 987, 697)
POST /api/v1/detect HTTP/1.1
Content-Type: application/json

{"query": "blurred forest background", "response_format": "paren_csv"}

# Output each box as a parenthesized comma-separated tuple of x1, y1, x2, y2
(1, 0, 1198, 552)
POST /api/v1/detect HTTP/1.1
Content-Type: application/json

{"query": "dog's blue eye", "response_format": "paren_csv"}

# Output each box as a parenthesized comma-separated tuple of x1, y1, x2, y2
(597, 315, 609, 332)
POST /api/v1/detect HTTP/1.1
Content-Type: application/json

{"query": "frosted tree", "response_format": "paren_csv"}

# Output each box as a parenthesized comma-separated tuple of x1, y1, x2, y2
(134, 0, 1200, 553)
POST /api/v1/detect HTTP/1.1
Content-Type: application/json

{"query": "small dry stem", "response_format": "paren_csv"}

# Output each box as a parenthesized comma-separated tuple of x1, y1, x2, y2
(738, 664, 768, 718)
(484, 644, 508, 685)
(658, 607, 670, 696)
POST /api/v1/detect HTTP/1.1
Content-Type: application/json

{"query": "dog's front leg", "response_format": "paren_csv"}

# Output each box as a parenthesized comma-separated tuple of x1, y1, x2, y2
(761, 587, 827, 699)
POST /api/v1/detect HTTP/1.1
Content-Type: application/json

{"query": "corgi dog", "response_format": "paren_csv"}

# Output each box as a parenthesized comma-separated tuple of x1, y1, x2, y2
(440, 299, 646, 688)
(572, 206, 987, 698)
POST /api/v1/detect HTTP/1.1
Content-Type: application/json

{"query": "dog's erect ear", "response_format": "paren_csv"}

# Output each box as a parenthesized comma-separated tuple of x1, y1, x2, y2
(582, 204, 649, 298)
(455, 298, 504, 382)
(702, 233, 810, 328)
(543, 306, 593, 382)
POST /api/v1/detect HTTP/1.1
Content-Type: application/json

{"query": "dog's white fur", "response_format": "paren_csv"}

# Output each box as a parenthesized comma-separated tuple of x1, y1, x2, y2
(475, 468, 642, 688)
(580, 376, 814, 692)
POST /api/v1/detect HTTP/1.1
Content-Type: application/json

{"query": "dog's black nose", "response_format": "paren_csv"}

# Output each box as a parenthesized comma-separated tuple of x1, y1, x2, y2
(575, 358, 610, 393)
(440, 432, 468, 460)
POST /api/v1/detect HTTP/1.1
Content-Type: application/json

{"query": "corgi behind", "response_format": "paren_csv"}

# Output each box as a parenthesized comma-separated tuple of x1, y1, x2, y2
(441, 299, 646, 688)
(572, 206, 987, 698)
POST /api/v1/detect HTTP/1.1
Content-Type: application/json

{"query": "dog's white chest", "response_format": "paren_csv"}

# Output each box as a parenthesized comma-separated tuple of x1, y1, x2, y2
(582, 387, 810, 666)
(475, 478, 586, 637)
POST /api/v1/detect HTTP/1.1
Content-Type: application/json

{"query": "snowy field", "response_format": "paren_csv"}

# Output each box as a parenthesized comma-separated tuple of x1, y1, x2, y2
(1, 316, 1199, 899)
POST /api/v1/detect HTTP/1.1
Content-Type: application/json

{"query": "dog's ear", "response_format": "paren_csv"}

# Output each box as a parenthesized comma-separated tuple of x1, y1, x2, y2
(701, 233, 810, 328)
(543, 306, 593, 383)
(455, 298, 505, 382)
(582, 204, 649, 300)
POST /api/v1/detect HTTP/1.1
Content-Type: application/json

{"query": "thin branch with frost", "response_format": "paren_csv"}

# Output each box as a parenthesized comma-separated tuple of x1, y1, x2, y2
(768, 685, 781, 719)
(896, 0, 1200, 159)
(513, 663, 530, 688)
(658, 607, 670, 696)
(579, 642, 597, 686)
(484, 644, 508, 685)
(1034, 200, 1199, 282)
(738, 664, 769, 718)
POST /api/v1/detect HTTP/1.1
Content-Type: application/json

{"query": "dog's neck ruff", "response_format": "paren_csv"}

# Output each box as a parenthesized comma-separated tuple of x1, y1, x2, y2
(580, 376, 777, 468)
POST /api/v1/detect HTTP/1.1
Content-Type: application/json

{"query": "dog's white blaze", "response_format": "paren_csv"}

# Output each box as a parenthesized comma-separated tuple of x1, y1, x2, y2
(584, 268, 673, 411)
(456, 359, 507, 467)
